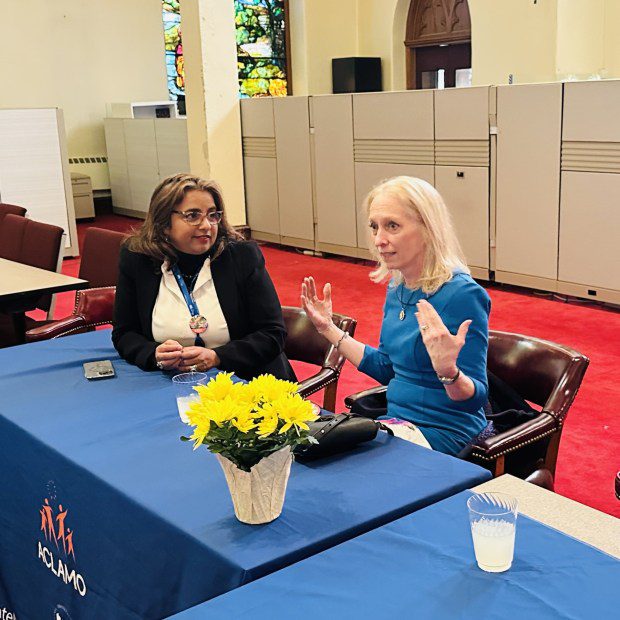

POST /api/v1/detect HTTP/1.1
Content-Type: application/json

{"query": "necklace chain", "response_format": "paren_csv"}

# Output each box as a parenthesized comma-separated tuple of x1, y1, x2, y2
(397, 283, 418, 321)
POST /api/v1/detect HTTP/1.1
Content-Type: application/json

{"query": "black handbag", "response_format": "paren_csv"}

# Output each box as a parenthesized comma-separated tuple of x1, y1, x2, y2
(294, 413, 380, 462)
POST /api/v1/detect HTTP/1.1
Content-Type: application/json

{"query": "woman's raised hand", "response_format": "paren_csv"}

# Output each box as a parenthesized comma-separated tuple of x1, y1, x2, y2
(415, 299, 471, 377)
(301, 276, 333, 333)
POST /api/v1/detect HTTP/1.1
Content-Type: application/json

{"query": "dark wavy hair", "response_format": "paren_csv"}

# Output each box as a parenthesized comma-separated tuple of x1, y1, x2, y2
(125, 173, 243, 263)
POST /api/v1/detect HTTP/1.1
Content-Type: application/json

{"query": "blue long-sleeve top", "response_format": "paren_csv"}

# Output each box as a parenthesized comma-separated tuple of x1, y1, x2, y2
(358, 272, 490, 456)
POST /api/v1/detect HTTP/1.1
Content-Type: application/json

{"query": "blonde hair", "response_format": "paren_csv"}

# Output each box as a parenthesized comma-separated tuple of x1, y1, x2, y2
(126, 173, 242, 263)
(365, 176, 469, 294)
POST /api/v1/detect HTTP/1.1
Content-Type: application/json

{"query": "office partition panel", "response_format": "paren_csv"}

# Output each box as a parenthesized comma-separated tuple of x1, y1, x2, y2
(434, 87, 490, 278)
(241, 98, 280, 242)
(559, 80, 620, 303)
(313, 95, 357, 255)
(274, 97, 314, 249)
(353, 91, 434, 255)
(495, 83, 562, 290)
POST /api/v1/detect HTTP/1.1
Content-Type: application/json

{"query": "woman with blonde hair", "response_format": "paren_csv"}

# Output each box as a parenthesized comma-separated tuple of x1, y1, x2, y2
(113, 173, 295, 381)
(301, 176, 490, 455)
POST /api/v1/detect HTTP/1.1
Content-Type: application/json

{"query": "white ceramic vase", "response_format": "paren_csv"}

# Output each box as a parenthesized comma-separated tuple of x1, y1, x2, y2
(216, 446, 293, 524)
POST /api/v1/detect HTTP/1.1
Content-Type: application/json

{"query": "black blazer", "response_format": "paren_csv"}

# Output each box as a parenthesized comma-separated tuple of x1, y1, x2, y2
(112, 240, 296, 381)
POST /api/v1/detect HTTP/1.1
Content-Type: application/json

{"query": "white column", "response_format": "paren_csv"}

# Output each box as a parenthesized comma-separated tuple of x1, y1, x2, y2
(180, 0, 246, 225)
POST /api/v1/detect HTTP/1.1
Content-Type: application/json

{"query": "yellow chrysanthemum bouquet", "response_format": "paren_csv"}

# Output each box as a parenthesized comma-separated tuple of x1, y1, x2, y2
(182, 372, 319, 523)
(182, 372, 318, 472)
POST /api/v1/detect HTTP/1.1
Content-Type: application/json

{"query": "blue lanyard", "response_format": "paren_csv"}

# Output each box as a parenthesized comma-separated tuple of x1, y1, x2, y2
(170, 264, 204, 346)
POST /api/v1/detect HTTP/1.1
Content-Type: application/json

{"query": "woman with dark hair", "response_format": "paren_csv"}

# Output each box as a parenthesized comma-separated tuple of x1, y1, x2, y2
(112, 173, 295, 381)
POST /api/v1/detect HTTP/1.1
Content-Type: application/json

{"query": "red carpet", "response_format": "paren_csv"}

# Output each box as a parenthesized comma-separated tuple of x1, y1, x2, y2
(36, 217, 620, 517)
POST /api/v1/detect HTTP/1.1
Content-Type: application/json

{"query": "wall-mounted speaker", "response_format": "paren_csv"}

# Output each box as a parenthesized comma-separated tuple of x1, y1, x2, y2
(332, 57, 382, 94)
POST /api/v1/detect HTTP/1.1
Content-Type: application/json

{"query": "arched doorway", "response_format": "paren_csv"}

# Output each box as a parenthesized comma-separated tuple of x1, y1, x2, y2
(405, 0, 472, 89)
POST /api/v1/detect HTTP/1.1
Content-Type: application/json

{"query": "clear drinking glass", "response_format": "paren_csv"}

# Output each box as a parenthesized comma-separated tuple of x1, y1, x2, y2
(172, 372, 207, 423)
(467, 492, 518, 572)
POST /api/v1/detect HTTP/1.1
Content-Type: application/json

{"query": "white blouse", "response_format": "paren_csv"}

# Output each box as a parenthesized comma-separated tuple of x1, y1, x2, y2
(151, 259, 231, 348)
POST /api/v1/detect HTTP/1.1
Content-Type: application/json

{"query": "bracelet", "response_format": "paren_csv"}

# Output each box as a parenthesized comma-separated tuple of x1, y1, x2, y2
(334, 331, 349, 349)
(437, 368, 460, 385)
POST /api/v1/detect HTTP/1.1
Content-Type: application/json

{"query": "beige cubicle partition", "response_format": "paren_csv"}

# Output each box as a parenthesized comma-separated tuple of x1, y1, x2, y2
(240, 98, 280, 243)
(434, 86, 491, 279)
(313, 95, 357, 257)
(105, 117, 190, 219)
(274, 97, 314, 250)
(104, 118, 131, 212)
(123, 120, 160, 217)
(154, 119, 190, 181)
(495, 83, 563, 292)
(559, 81, 620, 304)
(352, 91, 435, 257)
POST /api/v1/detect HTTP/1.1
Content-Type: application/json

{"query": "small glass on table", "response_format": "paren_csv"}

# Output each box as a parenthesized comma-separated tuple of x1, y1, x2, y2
(172, 372, 208, 423)
(467, 492, 518, 573)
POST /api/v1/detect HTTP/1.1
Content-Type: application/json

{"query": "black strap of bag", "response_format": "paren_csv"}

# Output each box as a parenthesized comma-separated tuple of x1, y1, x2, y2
(295, 413, 379, 462)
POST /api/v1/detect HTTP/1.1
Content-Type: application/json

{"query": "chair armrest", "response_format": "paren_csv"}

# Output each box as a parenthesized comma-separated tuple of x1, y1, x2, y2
(344, 385, 387, 409)
(25, 286, 115, 343)
(469, 412, 558, 460)
(543, 356, 590, 423)
(26, 316, 93, 342)
(297, 368, 338, 398)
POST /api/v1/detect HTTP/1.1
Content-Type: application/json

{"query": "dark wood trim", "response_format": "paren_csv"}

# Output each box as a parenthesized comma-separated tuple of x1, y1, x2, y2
(284, 0, 293, 95)
(406, 47, 416, 90)
(405, 0, 472, 89)
(405, 37, 471, 48)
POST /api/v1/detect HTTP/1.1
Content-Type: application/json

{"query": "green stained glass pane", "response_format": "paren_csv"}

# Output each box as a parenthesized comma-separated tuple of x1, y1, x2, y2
(235, 1, 288, 98)
(161, 0, 288, 100)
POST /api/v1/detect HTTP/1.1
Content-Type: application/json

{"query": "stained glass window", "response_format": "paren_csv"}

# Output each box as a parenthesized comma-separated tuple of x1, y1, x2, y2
(236, 0, 288, 97)
(163, 0, 184, 100)
(160, 1, 289, 100)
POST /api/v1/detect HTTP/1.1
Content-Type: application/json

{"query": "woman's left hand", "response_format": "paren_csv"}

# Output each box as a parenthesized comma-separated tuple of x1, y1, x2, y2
(178, 347, 221, 373)
(415, 299, 471, 377)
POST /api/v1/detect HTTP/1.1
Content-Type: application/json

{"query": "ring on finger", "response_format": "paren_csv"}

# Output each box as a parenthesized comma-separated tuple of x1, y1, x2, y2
(420, 324, 429, 331)
(189, 364, 198, 372)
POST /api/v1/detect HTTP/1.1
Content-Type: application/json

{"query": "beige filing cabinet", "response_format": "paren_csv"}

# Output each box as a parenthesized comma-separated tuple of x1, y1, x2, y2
(240, 98, 280, 243)
(274, 97, 314, 249)
(104, 118, 189, 218)
(495, 83, 563, 291)
(352, 91, 435, 257)
(71, 173, 95, 219)
(558, 80, 620, 304)
(434, 87, 491, 279)
(313, 94, 357, 257)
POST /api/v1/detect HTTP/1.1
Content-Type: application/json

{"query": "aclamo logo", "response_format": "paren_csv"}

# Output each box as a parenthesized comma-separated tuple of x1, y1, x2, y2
(37, 496, 87, 597)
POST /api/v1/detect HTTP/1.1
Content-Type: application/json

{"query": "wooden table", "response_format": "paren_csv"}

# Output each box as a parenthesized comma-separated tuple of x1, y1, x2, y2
(474, 474, 620, 558)
(0, 258, 88, 341)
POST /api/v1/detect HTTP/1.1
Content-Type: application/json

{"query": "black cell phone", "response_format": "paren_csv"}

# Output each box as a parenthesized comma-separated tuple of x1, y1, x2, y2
(83, 360, 116, 380)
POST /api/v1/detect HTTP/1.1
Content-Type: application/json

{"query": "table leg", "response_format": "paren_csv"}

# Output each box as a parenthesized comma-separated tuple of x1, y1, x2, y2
(11, 312, 27, 344)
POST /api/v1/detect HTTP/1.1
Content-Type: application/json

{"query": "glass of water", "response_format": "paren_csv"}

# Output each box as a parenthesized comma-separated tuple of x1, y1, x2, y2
(467, 492, 518, 572)
(172, 372, 208, 423)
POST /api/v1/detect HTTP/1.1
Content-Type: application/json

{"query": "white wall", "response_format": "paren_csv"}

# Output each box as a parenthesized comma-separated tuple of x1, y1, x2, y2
(469, 0, 558, 86)
(1, 0, 168, 188)
(289, 0, 358, 95)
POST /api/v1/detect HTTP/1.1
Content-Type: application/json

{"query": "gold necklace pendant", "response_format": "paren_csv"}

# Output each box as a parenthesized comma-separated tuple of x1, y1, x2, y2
(399, 308, 405, 321)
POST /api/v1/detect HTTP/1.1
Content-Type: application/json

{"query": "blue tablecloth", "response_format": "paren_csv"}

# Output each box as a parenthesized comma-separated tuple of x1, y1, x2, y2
(171, 490, 619, 620)
(0, 330, 491, 619)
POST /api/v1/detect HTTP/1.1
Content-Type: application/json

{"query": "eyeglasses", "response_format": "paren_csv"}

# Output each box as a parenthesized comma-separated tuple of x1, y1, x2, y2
(172, 209, 223, 226)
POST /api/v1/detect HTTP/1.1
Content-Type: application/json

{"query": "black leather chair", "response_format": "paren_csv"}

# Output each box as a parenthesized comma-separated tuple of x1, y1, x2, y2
(345, 330, 589, 491)
(283, 307, 356, 411)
